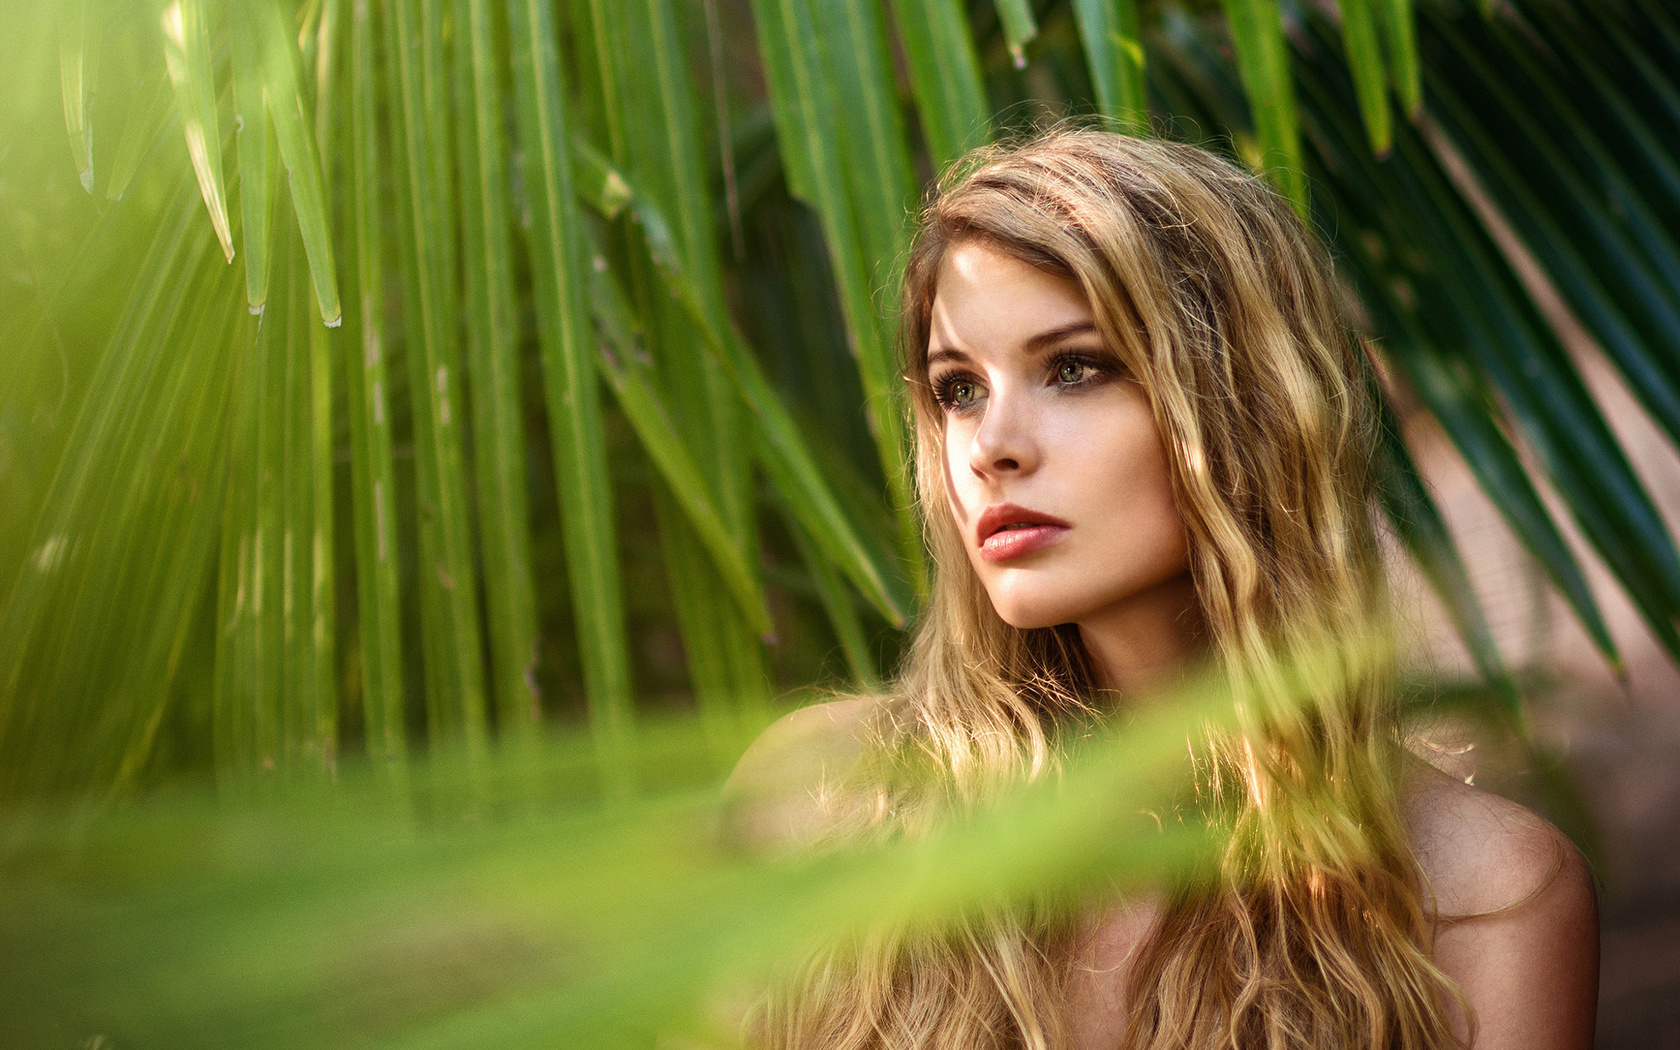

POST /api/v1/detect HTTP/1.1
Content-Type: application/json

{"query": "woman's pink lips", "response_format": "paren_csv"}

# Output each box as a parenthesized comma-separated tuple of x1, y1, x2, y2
(979, 523, 1071, 563)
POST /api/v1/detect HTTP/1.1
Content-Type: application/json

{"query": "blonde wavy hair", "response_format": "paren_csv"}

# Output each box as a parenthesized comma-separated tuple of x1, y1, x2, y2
(753, 129, 1465, 1050)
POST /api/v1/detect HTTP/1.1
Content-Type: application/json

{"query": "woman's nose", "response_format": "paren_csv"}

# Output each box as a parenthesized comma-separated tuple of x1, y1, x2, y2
(968, 387, 1038, 477)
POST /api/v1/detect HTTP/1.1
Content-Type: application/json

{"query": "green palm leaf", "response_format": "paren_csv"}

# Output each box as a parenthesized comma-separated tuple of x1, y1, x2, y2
(160, 0, 234, 262)
(505, 0, 635, 768)
(586, 0, 773, 720)
(56, 0, 97, 193)
(1219, 0, 1307, 211)
(4, 0, 1678, 805)
(452, 0, 541, 736)
(888, 0, 987, 171)
(230, 0, 276, 313)
(342, 0, 408, 772)
(748, 0, 923, 598)
(1072, 0, 1147, 130)
(385, 0, 490, 753)
(254, 0, 341, 326)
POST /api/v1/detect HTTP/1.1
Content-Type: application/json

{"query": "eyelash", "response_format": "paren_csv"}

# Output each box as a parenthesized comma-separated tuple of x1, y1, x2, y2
(929, 351, 1114, 414)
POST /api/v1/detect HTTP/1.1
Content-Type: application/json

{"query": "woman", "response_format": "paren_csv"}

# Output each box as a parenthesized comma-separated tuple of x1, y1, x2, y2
(726, 130, 1598, 1049)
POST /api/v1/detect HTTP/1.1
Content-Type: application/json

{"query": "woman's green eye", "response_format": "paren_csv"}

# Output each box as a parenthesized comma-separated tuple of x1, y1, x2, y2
(1057, 361, 1086, 384)
(929, 373, 981, 412)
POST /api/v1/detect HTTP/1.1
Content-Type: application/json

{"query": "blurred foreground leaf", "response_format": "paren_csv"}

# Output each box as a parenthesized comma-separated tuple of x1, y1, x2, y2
(0, 679, 1233, 1050)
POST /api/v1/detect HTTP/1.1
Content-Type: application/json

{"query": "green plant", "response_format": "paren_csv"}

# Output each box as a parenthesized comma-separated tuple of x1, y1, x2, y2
(2, 0, 1676, 797)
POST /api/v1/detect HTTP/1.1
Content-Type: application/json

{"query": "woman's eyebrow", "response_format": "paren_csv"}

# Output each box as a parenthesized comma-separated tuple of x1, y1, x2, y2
(926, 346, 971, 369)
(927, 321, 1101, 368)
(1023, 320, 1099, 352)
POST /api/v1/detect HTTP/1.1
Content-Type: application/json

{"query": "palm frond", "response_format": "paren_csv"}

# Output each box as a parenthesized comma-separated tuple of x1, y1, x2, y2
(0, 0, 1674, 800)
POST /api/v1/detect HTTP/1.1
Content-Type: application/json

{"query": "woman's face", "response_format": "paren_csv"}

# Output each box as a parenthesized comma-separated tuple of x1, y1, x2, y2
(928, 239, 1191, 633)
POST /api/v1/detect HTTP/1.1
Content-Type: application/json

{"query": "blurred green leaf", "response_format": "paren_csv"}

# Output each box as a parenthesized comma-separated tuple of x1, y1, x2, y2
(992, 0, 1037, 69)
(1373, 0, 1420, 115)
(1219, 0, 1307, 211)
(57, 0, 97, 193)
(160, 0, 235, 262)
(385, 0, 490, 752)
(1072, 0, 1147, 129)
(230, 0, 275, 313)
(4, 0, 1678, 824)
(0, 671, 1235, 1050)
(452, 0, 540, 735)
(105, 67, 171, 201)
(506, 0, 636, 770)
(254, 0, 342, 326)
(1337, 0, 1392, 154)
(888, 0, 988, 171)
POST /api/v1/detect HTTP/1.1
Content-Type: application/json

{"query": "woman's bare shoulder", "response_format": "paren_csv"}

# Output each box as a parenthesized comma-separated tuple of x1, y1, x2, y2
(1402, 754, 1599, 1049)
(720, 696, 892, 852)
(1400, 755, 1594, 919)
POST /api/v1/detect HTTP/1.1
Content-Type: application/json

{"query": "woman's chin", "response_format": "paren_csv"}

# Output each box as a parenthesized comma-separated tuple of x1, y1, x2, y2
(988, 597, 1074, 632)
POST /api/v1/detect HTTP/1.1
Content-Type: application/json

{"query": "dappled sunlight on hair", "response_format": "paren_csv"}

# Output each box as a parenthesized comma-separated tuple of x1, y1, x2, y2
(754, 126, 1469, 1050)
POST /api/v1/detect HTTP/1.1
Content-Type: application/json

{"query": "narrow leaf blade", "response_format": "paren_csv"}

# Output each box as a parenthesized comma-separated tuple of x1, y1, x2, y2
(258, 0, 342, 326)
(1071, 0, 1148, 130)
(507, 0, 637, 770)
(57, 0, 96, 193)
(1219, 0, 1308, 211)
(1339, 0, 1393, 154)
(160, 0, 235, 262)
(992, 0, 1037, 69)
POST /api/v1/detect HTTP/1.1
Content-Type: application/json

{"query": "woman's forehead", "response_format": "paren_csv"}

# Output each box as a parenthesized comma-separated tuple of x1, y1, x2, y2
(925, 244, 1095, 363)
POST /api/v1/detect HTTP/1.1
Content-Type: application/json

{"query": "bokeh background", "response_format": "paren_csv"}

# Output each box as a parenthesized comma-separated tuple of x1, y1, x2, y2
(1399, 346, 1680, 1046)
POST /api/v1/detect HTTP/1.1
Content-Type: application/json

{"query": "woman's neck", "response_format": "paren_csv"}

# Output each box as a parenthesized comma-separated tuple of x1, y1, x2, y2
(1075, 569, 1208, 699)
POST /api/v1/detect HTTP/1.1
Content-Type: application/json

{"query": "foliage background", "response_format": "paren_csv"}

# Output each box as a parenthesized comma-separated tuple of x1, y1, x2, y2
(1, 0, 1678, 1045)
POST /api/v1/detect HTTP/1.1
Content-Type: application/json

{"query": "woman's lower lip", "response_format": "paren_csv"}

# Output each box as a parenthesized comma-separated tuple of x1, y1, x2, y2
(979, 525, 1070, 562)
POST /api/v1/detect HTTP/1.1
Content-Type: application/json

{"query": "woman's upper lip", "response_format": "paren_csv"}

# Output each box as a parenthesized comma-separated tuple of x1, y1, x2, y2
(975, 503, 1071, 543)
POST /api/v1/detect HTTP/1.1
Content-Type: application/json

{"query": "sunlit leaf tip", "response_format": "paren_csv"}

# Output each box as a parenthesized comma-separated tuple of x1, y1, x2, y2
(160, 0, 236, 264)
(994, 0, 1038, 69)
(58, 0, 96, 193)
